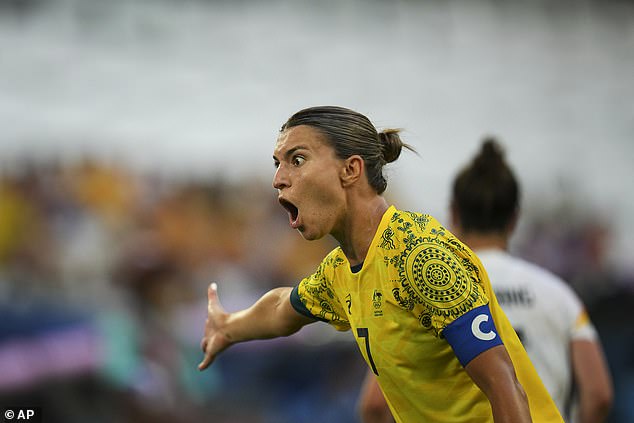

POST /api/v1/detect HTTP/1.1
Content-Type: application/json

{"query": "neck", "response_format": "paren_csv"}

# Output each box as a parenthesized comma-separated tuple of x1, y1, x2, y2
(333, 195, 389, 266)
(458, 231, 509, 252)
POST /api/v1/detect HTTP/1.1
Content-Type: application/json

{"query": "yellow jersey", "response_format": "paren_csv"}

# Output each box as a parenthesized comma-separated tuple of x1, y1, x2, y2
(291, 206, 563, 423)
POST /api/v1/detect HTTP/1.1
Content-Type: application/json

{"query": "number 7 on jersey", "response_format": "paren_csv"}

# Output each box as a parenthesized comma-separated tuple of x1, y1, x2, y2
(357, 327, 379, 376)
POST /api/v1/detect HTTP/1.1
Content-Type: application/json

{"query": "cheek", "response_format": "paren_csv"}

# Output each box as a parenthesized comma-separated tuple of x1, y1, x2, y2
(310, 172, 342, 201)
(310, 183, 345, 222)
(299, 165, 344, 216)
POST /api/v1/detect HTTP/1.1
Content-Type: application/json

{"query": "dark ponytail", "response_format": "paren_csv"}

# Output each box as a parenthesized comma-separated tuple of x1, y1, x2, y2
(452, 137, 519, 233)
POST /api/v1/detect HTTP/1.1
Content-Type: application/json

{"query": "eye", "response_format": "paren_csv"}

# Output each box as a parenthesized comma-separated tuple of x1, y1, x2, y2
(292, 155, 306, 167)
(273, 159, 280, 169)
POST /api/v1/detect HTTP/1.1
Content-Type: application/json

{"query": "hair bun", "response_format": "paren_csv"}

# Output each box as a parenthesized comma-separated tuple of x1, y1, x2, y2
(474, 136, 505, 171)
(378, 129, 404, 163)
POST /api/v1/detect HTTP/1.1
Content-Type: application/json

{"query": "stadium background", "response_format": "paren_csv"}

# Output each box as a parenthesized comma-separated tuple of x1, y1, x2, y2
(0, 0, 633, 421)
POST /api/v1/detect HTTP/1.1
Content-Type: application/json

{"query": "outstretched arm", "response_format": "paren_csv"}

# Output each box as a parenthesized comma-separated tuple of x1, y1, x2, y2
(198, 283, 316, 370)
(464, 345, 532, 423)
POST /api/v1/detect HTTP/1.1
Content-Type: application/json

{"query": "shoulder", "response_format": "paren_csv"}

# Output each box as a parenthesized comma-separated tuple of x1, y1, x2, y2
(384, 208, 440, 241)
(323, 246, 346, 265)
(378, 209, 466, 264)
(480, 250, 582, 301)
(391, 211, 488, 325)
(298, 247, 345, 283)
(392, 208, 437, 229)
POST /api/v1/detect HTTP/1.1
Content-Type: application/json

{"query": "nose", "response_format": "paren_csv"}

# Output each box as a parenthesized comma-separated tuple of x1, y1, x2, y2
(272, 164, 290, 190)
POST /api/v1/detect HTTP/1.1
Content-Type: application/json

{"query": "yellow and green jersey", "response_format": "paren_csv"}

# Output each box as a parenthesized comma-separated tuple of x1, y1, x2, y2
(291, 206, 563, 423)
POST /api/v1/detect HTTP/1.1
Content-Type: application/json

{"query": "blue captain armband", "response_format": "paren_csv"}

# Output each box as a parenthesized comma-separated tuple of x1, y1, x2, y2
(442, 304, 503, 367)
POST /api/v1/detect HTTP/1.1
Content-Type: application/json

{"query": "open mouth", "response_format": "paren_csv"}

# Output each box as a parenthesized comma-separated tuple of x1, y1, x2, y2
(278, 197, 299, 226)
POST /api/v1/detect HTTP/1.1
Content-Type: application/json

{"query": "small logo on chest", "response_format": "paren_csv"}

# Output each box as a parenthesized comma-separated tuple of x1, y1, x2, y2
(372, 290, 383, 317)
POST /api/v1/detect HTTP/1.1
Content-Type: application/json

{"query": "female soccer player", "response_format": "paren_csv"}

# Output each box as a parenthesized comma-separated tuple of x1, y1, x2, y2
(198, 106, 563, 422)
(450, 139, 613, 422)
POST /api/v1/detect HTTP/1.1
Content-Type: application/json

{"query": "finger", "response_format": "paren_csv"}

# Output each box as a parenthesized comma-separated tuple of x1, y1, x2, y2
(207, 282, 218, 303)
(198, 348, 215, 371)
(207, 282, 225, 313)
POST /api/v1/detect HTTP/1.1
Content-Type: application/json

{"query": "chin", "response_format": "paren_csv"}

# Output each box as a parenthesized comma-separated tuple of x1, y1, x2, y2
(298, 232, 318, 241)
(297, 228, 324, 241)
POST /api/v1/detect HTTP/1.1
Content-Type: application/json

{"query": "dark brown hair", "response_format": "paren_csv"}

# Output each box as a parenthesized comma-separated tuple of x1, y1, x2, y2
(281, 106, 415, 194)
(451, 137, 520, 233)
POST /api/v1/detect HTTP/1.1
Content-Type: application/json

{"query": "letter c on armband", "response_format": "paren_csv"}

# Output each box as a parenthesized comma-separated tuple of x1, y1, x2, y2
(471, 314, 496, 341)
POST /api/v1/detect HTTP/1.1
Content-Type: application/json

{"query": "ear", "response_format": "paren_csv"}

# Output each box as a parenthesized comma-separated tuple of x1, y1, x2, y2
(340, 155, 364, 187)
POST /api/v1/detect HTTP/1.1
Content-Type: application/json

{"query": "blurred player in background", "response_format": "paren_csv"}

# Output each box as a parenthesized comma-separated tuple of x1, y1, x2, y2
(198, 106, 564, 422)
(357, 138, 613, 423)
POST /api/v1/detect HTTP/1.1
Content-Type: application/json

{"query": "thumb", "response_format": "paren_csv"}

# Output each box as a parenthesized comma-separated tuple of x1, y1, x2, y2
(208, 282, 218, 302)
(207, 282, 220, 309)
(207, 282, 225, 313)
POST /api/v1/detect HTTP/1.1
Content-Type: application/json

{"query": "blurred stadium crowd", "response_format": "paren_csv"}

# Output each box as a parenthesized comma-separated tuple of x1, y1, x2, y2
(0, 157, 632, 422)
(0, 157, 365, 423)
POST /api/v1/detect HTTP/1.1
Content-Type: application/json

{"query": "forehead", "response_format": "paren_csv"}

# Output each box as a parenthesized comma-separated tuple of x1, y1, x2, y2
(273, 125, 330, 157)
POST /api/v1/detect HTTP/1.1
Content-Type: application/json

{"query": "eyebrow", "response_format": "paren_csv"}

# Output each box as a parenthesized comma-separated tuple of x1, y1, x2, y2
(273, 145, 309, 162)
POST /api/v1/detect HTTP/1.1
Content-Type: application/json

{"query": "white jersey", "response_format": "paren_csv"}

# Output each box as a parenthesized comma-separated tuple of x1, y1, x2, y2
(476, 248, 598, 422)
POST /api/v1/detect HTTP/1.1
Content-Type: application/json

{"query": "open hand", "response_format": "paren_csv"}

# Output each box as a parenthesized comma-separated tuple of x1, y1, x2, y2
(198, 283, 232, 371)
